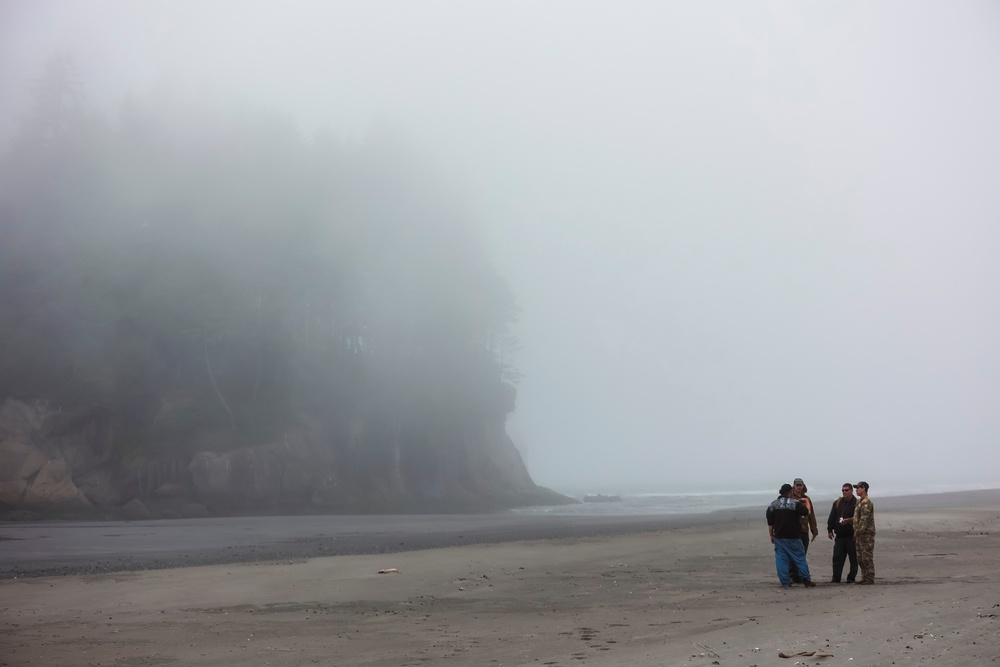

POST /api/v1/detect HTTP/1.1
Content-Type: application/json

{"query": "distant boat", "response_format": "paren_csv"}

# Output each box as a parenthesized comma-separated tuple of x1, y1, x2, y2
(582, 494, 623, 503)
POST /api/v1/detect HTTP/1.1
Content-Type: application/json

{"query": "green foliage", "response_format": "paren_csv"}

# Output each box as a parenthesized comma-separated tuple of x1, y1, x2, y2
(0, 57, 520, 457)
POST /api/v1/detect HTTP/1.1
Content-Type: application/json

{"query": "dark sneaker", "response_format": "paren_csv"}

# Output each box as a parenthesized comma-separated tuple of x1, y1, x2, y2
(831, 579, 841, 583)
(846, 579, 856, 583)
(803, 580, 816, 588)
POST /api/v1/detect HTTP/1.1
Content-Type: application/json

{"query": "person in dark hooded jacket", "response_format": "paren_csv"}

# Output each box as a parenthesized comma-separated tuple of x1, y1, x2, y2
(826, 482, 858, 583)
(766, 483, 815, 588)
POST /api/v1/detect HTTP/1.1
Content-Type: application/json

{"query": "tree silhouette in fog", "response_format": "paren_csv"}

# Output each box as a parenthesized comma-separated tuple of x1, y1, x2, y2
(0, 57, 520, 468)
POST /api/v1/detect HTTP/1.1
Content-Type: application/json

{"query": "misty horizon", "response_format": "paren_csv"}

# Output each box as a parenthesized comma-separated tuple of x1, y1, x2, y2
(2, 1, 998, 496)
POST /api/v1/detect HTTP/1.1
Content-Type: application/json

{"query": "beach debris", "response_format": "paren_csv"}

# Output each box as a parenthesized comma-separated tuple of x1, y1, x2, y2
(377, 568, 399, 574)
(694, 642, 720, 657)
(778, 650, 833, 658)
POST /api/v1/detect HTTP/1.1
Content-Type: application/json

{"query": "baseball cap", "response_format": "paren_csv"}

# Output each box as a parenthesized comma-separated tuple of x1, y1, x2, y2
(854, 481, 869, 490)
(793, 478, 804, 485)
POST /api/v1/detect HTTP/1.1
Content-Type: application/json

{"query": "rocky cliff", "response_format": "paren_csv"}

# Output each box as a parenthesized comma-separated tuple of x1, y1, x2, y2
(0, 66, 576, 520)
(0, 398, 570, 520)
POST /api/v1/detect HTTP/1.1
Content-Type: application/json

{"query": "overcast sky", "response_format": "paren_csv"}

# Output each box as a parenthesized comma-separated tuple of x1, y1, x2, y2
(3, 1, 999, 496)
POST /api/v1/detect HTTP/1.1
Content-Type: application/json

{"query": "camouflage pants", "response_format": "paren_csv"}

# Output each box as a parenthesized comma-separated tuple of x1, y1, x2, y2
(856, 534, 875, 583)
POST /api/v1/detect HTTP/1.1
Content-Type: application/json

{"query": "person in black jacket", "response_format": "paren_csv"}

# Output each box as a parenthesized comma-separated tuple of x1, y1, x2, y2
(766, 483, 815, 588)
(826, 482, 858, 583)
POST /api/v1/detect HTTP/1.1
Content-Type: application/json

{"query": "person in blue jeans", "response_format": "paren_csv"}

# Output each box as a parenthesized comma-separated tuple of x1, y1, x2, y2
(766, 483, 816, 588)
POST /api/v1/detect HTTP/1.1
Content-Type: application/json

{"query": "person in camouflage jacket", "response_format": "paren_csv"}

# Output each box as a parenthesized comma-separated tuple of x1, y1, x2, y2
(853, 481, 876, 584)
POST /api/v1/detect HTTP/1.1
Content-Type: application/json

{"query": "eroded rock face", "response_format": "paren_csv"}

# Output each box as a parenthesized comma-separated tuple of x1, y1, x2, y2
(0, 409, 46, 509)
(189, 429, 336, 508)
(0, 480, 27, 507)
(0, 401, 110, 513)
(122, 498, 151, 520)
(0, 441, 48, 484)
(0, 397, 563, 518)
(0, 400, 44, 442)
(74, 464, 137, 508)
(0, 435, 92, 510)
(21, 459, 92, 510)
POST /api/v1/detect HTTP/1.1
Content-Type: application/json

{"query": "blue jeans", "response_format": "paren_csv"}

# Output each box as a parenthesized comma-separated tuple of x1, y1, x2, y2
(774, 538, 811, 586)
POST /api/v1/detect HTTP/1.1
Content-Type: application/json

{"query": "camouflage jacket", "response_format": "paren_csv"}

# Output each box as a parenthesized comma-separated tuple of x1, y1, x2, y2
(853, 496, 875, 535)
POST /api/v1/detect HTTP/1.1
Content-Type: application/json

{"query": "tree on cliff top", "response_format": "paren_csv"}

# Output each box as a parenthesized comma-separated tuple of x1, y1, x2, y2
(0, 59, 520, 460)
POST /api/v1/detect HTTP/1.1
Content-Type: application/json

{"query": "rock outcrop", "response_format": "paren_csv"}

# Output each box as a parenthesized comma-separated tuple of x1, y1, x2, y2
(0, 398, 570, 519)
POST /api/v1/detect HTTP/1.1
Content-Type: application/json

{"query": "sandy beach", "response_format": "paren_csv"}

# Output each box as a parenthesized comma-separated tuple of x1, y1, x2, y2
(2, 490, 998, 667)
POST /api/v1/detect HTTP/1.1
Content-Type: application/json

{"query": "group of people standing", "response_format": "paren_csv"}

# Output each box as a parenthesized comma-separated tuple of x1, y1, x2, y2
(765, 478, 875, 588)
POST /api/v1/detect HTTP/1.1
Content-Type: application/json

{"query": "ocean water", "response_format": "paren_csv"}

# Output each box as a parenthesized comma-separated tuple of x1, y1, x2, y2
(512, 490, 778, 516)
(513, 481, 998, 517)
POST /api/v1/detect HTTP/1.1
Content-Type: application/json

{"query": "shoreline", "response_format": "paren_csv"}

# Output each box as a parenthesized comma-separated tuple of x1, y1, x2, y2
(2, 488, 999, 580)
(2, 487, 998, 666)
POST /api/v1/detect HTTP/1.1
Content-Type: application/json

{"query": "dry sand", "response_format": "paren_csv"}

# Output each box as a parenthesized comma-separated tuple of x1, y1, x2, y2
(2, 491, 998, 666)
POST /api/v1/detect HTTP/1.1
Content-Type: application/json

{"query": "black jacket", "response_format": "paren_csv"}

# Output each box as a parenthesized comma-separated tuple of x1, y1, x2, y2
(767, 496, 809, 540)
(827, 496, 857, 539)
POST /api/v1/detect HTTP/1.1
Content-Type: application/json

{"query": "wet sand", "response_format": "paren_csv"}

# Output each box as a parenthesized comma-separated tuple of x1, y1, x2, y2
(2, 489, 998, 666)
